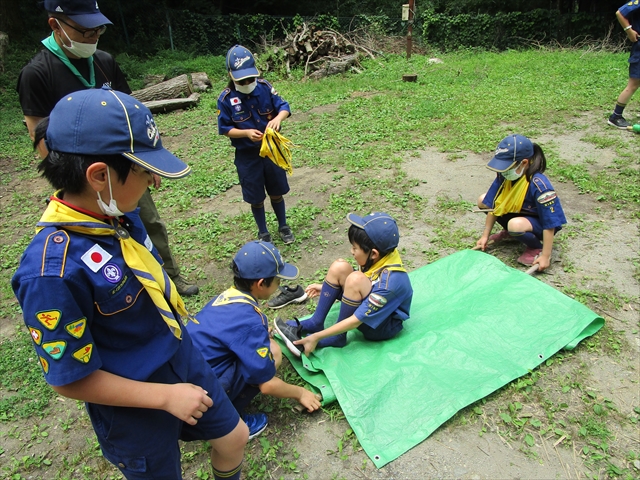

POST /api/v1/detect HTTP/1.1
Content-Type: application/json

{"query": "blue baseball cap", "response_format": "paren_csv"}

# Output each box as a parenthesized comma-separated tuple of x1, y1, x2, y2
(347, 212, 400, 252)
(45, 0, 112, 28)
(487, 134, 534, 172)
(46, 87, 191, 179)
(226, 45, 260, 81)
(233, 241, 299, 280)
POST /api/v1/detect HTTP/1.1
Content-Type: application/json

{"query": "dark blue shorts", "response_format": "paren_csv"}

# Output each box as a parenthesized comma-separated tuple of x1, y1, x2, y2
(87, 334, 240, 480)
(234, 147, 290, 204)
(630, 59, 640, 79)
(495, 214, 560, 240)
(358, 316, 404, 340)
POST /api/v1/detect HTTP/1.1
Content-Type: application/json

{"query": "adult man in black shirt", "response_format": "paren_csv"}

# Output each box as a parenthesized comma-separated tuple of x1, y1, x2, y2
(17, 0, 199, 296)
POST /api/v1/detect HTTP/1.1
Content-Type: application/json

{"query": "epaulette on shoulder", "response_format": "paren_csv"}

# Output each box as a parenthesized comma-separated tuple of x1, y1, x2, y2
(257, 78, 273, 88)
(218, 88, 231, 102)
(40, 229, 70, 277)
(531, 173, 551, 193)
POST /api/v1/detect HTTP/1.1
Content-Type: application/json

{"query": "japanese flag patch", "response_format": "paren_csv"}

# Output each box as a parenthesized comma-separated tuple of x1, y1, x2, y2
(81, 244, 112, 272)
(231, 97, 241, 106)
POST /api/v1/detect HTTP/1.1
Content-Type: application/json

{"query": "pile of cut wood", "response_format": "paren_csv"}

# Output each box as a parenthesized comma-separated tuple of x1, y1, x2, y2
(268, 23, 377, 79)
(132, 72, 211, 114)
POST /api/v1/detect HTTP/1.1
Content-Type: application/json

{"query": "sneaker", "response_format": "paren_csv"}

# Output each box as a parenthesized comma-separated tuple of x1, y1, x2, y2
(244, 413, 268, 440)
(517, 247, 542, 266)
(170, 275, 199, 296)
(488, 230, 513, 243)
(258, 231, 272, 243)
(273, 317, 304, 357)
(267, 285, 308, 309)
(608, 115, 630, 129)
(278, 225, 295, 245)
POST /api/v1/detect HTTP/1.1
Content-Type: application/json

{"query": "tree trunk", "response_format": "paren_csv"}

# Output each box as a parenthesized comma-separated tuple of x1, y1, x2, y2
(131, 74, 193, 103)
(143, 93, 200, 114)
(0, 32, 8, 72)
(191, 72, 212, 92)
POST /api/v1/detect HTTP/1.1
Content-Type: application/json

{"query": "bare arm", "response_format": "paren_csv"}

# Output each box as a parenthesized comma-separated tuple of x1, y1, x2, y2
(476, 213, 499, 250)
(52, 369, 213, 425)
(258, 377, 321, 412)
(25, 115, 50, 159)
(533, 228, 555, 271)
(617, 10, 639, 42)
(225, 128, 263, 142)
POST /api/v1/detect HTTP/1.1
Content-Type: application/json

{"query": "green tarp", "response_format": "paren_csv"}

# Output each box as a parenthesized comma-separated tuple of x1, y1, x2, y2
(277, 250, 604, 468)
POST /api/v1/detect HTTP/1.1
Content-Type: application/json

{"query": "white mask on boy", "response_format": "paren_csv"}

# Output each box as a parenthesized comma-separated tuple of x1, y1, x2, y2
(502, 164, 524, 181)
(234, 80, 257, 95)
(96, 168, 124, 217)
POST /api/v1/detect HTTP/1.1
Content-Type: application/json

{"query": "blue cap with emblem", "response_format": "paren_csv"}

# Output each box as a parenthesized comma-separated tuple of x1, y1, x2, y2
(346, 212, 400, 252)
(487, 134, 534, 172)
(233, 241, 299, 280)
(226, 45, 260, 81)
(46, 87, 191, 179)
(44, 0, 113, 28)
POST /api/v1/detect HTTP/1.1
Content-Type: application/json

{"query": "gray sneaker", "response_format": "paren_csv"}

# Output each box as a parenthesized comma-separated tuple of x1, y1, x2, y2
(267, 285, 308, 309)
(608, 115, 630, 129)
(171, 275, 199, 296)
(258, 231, 272, 243)
(274, 317, 304, 357)
(278, 225, 295, 244)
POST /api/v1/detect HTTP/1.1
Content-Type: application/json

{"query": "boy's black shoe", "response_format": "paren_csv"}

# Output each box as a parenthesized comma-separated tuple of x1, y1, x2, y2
(258, 231, 272, 243)
(267, 285, 308, 309)
(608, 115, 630, 129)
(274, 317, 304, 357)
(278, 225, 295, 244)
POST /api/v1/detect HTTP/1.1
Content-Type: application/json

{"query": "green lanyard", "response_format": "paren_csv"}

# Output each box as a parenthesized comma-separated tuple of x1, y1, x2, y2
(41, 33, 95, 88)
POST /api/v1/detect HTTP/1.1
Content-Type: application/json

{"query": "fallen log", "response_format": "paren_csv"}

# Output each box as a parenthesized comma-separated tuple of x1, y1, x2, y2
(132, 74, 193, 103)
(309, 53, 360, 79)
(191, 72, 212, 92)
(143, 93, 200, 114)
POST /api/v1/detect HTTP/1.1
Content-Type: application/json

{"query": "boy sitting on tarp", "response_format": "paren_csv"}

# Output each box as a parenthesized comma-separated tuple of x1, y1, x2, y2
(187, 241, 321, 438)
(274, 212, 413, 356)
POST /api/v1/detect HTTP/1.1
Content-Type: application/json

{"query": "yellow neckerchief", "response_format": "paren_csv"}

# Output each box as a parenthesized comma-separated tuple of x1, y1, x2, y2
(36, 196, 190, 339)
(212, 287, 259, 308)
(363, 249, 406, 282)
(211, 287, 267, 323)
(259, 127, 296, 175)
(492, 176, 530, 217)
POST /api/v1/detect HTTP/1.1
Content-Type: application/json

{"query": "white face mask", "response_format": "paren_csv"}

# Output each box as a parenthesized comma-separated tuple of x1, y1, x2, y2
(234, 80, 257, 95)
(56, 19, 98, 58)
(502, 164, 524, 181)
(96, 168, 124, 217)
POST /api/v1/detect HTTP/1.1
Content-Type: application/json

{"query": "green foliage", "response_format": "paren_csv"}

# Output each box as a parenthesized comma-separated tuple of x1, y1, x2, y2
(420, 9, 613, 50)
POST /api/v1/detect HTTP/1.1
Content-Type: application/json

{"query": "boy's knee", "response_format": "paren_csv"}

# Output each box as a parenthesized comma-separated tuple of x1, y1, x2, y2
(507, 217, 532, 233)
(344, 270, 371, 300)
(328, 258, 353, 275)
(209, 419, 249, 453)
(477, 193, 488, 209)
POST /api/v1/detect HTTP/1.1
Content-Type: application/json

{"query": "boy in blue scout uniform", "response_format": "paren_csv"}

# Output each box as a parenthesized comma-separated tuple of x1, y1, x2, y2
(11, 88, 247, 480)
(187, 241, 322, 432)
(217, 45, 295, 245)
(475, 134, 567, 271)
(274, 212, 414, 357)
(607, 1, 640, 129)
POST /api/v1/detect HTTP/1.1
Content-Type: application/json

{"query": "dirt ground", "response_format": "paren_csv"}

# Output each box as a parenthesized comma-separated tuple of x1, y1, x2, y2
(1, 109, 638, 479)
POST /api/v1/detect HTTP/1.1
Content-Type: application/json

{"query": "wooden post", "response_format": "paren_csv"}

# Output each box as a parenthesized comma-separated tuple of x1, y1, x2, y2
(406, 0, 415, 60)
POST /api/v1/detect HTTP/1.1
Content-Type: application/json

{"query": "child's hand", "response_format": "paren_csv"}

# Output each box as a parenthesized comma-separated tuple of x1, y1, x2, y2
(294, 335, 318, 355)
(298, 390, 322, 412)
(163, 383, 213, 425)
(475, 236, 489, 251)
(246, 129, 264, 143)
(533, 253, 550, 272)
(305, 284, 322, 298)
(266, 118, 283, 132)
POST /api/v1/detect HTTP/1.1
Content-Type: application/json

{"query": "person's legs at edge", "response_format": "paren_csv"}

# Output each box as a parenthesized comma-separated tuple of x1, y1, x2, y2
(137, 189, 199, 295)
